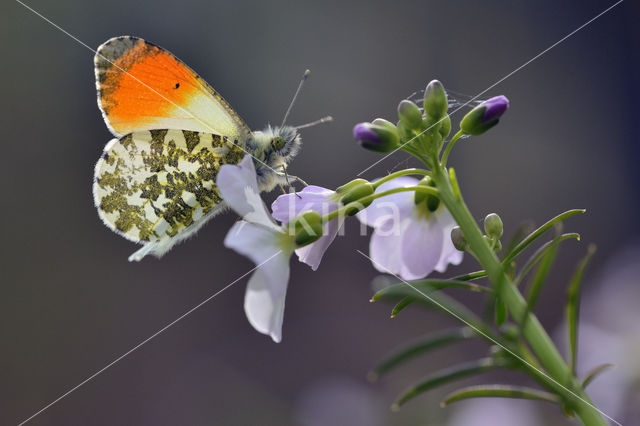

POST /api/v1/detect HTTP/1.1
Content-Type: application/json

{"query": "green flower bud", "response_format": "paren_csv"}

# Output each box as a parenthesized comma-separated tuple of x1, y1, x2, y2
(439, 114, 451, 140)
(336, 179, 374, 215)
(336, 178, 369, 195)
(371, 118, 397, 132)
(423, 80, 448, 120)
(484, 213, 504, 239)
(397, 100, 423, 129)
(460, 96, 509, 136)
(341, 182, 374, 206)
(289, 210, 323, 247)
(451, 226, 467, 251)
(414, 176, 439, 212)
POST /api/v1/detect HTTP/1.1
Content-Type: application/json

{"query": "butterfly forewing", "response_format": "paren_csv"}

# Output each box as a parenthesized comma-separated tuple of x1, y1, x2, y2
(95, 36, 251, 139)
(93, 129, 245, 250)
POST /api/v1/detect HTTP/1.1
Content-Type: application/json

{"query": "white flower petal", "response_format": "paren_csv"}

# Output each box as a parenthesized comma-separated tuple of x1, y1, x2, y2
(272, 185, 340, 271)
(295, 217, 342, 271)
(224, 220, 293, 342)
(244, 251, 291, 343)
(400, 212, 444, 279)
(357, 176, 417, 228)
(369, 218, 415, 278)
(435, 208, 464, 273)
(224, 221, 292, 270)
(271, 185, 336, 224)
(217, 155, 277, 229)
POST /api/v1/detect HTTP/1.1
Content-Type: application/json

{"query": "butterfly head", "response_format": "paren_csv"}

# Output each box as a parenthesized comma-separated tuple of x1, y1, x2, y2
(247, 125, 301, 190)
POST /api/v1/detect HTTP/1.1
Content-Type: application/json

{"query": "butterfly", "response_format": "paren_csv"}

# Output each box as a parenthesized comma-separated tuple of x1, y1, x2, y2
(92, 36, 323, 262)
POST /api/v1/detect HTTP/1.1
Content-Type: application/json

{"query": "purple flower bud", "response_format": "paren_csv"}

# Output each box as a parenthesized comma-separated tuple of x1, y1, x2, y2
(353, 121, 399, 153)
(481, 96, 509, 123)
(353, 123, 381, 144)
(460, 95, 510, 136)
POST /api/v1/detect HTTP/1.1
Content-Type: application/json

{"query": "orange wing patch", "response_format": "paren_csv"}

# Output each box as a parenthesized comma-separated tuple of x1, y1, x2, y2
(95, 36, 250, 138)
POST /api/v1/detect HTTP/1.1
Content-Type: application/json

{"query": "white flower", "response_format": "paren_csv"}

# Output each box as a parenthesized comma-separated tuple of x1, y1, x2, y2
(217, 155, 296, 343)
(271, 186, 341, 271)
(357, 176, 463, 280)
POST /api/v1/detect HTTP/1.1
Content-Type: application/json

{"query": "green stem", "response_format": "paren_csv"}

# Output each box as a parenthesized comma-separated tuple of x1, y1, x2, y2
(429, 165, 607, 426)
(325, 185, 438, 222)
(440, 130, 464, 167)
(372, 168, 430, 189)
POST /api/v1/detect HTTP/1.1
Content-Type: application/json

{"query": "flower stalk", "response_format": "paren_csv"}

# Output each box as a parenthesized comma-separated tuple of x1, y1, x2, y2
(324, 185, 440, 222)
(429, 163, 608, 426)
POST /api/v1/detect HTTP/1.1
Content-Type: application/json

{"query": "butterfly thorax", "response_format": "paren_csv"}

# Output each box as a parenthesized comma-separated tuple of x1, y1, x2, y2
(246, 125, 301, 192)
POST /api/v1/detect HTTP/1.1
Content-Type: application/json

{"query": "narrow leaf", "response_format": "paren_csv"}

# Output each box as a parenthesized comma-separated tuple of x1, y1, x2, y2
(390, 297, 414, 318)
(582, 363, 613, 388)
(369, 327, 474, 381)
(377, 287, 502, 349)
(371, 279, 491, 302)
(452, 270, 487, 281)
(502, 209, 585, 266)
(441, 384, 559, 407)
(392, 358, 505, 409)
(518, 237, 561, 335)
(515, 233, 580, 286)
(566, 244, 597, 375)
(526, 239, 560, 310)
(410, 291, 493, 338)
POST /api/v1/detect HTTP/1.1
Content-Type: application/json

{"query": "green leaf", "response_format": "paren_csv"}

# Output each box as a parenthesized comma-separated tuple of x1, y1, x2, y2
(451, 270, 487, 281)
(582, 363, 613, 388)
(376, 287, 505, 356)
(392, 358, 506, 409)
(515, 233, 580, 286)
(371, 279, 492, 302)
(369, 328, 474, 381)
(390, 297, 414, 318)
(517, 235, 561, 334)
(566, 244, 597, 375)
(441, 384, 560, 407)
(502, 209, 585, 266)
(376, 272, 488, 319)
(526, 237, 560, 310)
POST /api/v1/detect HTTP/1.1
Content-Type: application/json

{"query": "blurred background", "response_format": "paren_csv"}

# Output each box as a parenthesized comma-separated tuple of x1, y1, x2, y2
(2, 0, 639, 424)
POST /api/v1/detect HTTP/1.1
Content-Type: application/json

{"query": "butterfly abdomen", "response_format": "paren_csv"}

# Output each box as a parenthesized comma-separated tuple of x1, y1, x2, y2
(94, 129, 244, 245)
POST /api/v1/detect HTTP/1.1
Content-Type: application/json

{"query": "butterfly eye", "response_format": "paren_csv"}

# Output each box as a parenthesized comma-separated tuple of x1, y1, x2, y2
(271, 136, 286, 151)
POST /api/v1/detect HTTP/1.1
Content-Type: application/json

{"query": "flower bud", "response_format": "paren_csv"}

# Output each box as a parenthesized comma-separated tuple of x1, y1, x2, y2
(289, 210, 323, 247)
(340, 182, 374, 206)
(439, 114, 451, 140)
(336, 179, 374, 215)
(353, 121, 399, 153)
(484, 213, 503, 239)
(397, 100, 423, 129)
(414, 176, 439, 212)
(460, 96, 509, 136)
(336, 178, 369, 195)
(371, 118, 397, 132)
(451, 226, 467, 251)
(423, 80, 448, 120)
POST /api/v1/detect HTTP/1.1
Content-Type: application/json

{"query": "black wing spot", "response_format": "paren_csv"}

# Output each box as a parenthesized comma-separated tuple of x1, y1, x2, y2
(174, 83, 180, 89)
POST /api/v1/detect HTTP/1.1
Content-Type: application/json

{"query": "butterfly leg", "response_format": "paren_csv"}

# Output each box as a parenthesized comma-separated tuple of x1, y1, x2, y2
(277, 166, 306, 198)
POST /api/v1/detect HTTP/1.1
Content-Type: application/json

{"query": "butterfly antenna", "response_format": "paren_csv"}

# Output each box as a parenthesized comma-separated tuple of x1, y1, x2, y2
(281, 69, 310, 127)
(295, 115, 333, 129)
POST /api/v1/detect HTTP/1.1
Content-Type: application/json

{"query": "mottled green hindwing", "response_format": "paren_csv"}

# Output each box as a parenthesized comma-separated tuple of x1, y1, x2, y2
(93, 129, 245, 256)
